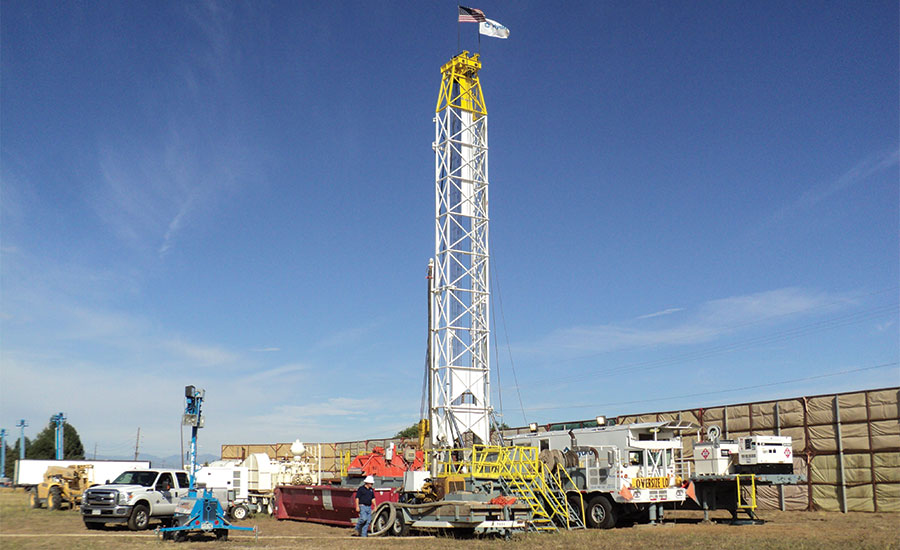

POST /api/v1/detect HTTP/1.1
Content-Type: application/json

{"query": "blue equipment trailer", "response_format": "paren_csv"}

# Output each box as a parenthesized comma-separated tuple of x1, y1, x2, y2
(158, 386, 256, 542)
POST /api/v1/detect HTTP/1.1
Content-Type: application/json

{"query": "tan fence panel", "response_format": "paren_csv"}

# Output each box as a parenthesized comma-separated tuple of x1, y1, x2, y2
(679, 409, 701, 425)
(867, 389, 899, 421)
(726, 405, 751, 432)
(871, 420, 900, 450)
(810, 454, 872, 484)
(873, 452, 900, 483)
(807, 396, 835, 425)
(837, 392, 869, 423)
(842, 422, 873, 452)
(812, 484, 875, 512)
(777, 398, 805, 428)
(809, 424, 838, 453)
(702, 406, 724, 426)
(875, 484, 900, 512)
(752, 402, 776, 430)
(756, 484, 808, 511)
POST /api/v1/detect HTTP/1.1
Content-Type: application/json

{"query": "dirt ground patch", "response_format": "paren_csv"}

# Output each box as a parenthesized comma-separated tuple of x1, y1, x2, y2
(1, 487, 898, 550)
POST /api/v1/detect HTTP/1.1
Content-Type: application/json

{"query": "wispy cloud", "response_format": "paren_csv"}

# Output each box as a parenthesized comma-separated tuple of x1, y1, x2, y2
(163, 339, 240, 366)
(798, 148, 899, 208)
(251, 347, 281, 353)
(240, 363, 308, 383)
(316, 320, 384, 349)
(517, 287, 847, 359)
(764, 147, 899, 229)
(636, 307, 683, 320)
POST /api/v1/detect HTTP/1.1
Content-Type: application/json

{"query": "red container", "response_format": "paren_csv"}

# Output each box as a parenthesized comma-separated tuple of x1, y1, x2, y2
(274, 485, 399, 527)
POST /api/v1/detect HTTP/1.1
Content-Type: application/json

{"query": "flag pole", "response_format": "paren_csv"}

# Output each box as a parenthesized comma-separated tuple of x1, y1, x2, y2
(457, 5, 461, 53)
(477, 20, 481, 53)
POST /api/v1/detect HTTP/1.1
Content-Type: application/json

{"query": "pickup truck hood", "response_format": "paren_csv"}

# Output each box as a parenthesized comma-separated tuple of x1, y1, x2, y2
(88, 484, 145, 492)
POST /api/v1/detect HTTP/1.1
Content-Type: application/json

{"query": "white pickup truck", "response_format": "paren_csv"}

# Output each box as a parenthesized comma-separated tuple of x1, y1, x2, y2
(81, 469, 191, 530)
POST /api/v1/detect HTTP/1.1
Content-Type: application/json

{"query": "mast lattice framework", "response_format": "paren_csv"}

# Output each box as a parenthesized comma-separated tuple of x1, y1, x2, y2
(431, 51, 491, 447)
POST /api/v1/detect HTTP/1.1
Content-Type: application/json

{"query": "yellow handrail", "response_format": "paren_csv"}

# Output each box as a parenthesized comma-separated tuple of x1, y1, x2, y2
(736, 474, 757, 510)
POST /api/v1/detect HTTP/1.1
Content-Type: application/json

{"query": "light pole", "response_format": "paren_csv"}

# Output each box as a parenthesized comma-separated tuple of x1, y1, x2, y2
(16, 419, 27, 460)
(50, 413, 67, 460)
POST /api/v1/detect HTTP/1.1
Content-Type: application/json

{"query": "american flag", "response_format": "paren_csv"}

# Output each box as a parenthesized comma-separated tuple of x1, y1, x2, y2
(458, 6, 486, 23)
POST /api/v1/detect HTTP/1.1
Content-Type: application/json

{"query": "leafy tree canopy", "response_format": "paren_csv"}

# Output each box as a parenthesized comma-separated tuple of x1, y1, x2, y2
(395, 423, 420, 439)
(27, 417, 85, 461)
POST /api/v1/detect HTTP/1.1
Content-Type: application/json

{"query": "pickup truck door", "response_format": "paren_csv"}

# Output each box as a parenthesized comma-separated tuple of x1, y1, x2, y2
(154, 473, 178, 514)
(175, 472, 191, 501)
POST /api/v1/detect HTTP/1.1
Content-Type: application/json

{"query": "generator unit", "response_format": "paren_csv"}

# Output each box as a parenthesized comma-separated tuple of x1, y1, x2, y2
(693, 428, 793, 476)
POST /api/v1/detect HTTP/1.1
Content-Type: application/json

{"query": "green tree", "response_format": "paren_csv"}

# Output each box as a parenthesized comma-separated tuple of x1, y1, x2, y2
(3, 438, 30, 479)
(395, 423, 420, 439)
(28, 418, 85, 460)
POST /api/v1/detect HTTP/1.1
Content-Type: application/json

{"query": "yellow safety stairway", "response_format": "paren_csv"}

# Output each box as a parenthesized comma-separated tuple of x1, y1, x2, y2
(475, 446, 585, 531)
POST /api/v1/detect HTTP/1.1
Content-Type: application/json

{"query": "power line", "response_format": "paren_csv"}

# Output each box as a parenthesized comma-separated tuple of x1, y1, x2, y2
(524, 361, 899, 413)
(491, 257, 528, 424)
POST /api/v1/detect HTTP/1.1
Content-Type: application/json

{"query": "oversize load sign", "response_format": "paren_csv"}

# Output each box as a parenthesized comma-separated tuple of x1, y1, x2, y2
(631, 477, 669, 489)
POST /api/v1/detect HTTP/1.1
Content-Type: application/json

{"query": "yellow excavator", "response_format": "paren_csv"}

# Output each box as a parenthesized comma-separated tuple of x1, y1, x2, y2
(29, 464, 95, 510)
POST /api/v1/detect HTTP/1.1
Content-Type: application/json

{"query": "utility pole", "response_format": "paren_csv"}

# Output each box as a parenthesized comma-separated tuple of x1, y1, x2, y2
(134, 427, 141, 460)
(50, 413, 66, 460)
(16, 419, 27, 460)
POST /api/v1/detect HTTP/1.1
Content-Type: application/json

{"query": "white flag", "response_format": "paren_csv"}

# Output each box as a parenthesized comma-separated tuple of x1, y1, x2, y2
(479, 18, 510, 39)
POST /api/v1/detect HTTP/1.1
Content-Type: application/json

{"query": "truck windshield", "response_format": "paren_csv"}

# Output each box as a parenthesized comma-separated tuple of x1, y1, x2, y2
(111, 471, 158, 486)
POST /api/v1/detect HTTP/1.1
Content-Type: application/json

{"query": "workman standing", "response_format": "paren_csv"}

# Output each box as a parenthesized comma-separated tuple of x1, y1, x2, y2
(354, 475, 376, 537)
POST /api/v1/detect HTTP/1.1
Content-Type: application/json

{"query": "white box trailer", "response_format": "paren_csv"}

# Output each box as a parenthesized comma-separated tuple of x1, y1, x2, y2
(14, 459, 151, 487)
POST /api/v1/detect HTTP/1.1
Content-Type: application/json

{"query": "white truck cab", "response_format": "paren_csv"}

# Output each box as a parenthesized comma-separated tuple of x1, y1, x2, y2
(81, 469, 191, 530)
(507, 421, 695, 528)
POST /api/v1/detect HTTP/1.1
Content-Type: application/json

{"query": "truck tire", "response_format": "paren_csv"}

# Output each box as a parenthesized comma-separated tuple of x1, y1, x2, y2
(29, 488, 42, 509)
(369, 503, 396, 537)
(229, 504, 249, 521)
(585, 495, 615, 529)
(48, 487, 63, 510)
(127, 504, 151, 530)
(390, 512, 408, 536)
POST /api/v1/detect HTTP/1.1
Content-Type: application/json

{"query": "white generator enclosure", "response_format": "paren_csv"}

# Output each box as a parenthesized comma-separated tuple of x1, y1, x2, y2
(693, 434, 793, 475)
(737, 435, 793, 473)
(193, 465, 249, 501)
(693, 441, 740, 476)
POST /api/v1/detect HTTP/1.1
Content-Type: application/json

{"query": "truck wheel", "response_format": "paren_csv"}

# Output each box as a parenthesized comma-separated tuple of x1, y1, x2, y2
(585, 495, 615, 529)
(128, 504, 151, 530)
(48, 487, 63, 510)
(369, 503, 397, 537)
(390, 513, 408, 536)
(29, 488, 42, 509)
(229, 504, 249, 521)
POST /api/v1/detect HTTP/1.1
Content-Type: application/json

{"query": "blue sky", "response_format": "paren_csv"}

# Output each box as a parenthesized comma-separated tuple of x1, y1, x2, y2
(2, 1, 897, 458)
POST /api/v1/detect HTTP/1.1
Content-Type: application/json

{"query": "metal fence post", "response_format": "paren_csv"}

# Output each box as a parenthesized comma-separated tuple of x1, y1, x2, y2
(834, 397, 847, 513)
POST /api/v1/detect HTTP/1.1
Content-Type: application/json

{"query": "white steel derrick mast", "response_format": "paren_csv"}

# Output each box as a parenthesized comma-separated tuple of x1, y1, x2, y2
(430, 52, 491, 447)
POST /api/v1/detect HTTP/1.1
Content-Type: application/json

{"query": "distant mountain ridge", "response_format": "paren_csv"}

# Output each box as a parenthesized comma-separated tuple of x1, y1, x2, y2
(93, 453, 220, 469)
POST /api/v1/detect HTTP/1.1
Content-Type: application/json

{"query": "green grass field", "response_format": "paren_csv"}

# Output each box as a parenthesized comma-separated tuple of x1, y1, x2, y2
(1, 488, 897, 550)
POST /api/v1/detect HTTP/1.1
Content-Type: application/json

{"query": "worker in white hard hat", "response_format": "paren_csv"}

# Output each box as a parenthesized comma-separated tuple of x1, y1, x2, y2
(354, 475, 376, 537)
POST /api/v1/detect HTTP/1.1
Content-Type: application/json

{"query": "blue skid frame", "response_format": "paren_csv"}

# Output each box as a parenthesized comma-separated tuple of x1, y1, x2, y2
(158, 488, 255, 540)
